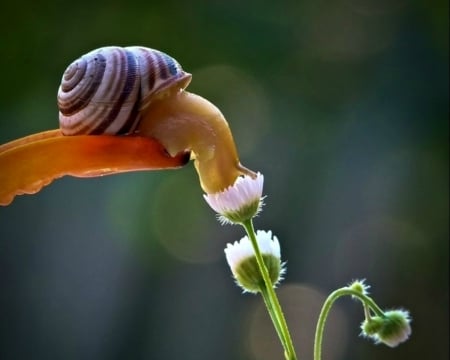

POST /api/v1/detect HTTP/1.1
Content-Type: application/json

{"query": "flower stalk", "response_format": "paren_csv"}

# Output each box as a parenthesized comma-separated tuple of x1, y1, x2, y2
(242, 219, 297, 360)
(205, 173, 297, 359)
(314, 283, 411, 360)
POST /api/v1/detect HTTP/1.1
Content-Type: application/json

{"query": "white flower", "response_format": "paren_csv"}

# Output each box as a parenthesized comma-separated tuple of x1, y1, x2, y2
(203, 173, 264, 224)
(224, 230, 285, 293)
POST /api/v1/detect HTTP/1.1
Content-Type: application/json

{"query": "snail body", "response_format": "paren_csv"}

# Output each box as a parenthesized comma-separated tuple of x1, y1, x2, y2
(137, 91, 254, 193)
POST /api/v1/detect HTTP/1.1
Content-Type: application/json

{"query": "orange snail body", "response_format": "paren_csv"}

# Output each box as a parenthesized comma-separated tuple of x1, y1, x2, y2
(0, 46, 255, 205)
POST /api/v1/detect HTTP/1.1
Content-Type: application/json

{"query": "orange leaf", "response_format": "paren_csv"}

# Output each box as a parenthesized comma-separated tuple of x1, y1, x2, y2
(0, 130, 190, 206)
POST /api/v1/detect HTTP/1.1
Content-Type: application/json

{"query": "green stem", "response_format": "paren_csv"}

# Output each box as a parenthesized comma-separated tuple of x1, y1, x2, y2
(313, 288, 385, 360)
(242, 219, 297, 360)
(260, 286, 289, 359)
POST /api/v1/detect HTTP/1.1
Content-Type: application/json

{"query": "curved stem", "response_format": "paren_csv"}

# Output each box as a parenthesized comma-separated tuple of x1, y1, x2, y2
(313, 288, 385, 360)
(242, 219, 297, 360)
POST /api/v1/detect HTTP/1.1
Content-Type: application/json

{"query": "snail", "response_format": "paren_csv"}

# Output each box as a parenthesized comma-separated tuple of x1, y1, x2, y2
(0, 46, 256, 205)
(57, 46, 192, 136)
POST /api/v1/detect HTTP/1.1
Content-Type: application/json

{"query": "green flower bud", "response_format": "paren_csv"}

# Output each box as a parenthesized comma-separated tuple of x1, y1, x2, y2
(361, 316, 384, 336)
(361, 309, 412, 348)
(224, 230, 285, 293)
(349, 279, 370, 297)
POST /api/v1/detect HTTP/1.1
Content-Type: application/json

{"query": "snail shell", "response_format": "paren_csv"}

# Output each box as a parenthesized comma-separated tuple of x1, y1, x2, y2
(57, 46, 192, 135)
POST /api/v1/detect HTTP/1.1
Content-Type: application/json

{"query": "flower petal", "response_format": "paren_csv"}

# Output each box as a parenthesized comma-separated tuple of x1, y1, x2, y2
(204, 173, 264, 224)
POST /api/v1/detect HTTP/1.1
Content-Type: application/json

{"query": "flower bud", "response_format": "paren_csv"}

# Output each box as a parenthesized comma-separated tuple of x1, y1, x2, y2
(224, 230, 285, 293)
(361, 309, 412, 347)
(348, 279, 370, 300)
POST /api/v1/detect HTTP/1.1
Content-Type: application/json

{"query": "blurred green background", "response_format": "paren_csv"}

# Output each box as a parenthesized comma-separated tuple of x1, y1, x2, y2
(0, 1, 448, 359)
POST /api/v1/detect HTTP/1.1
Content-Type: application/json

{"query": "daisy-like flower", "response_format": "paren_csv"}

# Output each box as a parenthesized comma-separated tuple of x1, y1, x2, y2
(361, 309, 412, 348)
(224, 230, 285, 293)
(203, 173, 264, 225)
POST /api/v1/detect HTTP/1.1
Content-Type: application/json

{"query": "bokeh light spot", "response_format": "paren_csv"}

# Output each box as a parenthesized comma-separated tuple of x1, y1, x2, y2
(190, 64, 270, 156)
(151, 169, 223, 264)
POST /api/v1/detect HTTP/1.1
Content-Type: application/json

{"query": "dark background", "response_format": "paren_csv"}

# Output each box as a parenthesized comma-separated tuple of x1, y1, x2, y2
(0, 1, 448, 359)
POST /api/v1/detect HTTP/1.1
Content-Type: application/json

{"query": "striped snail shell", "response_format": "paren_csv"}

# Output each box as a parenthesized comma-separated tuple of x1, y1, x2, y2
(57, 46, 192, 135)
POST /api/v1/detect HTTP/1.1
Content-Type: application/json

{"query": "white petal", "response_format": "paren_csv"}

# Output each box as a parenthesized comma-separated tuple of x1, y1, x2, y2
(204, 173, 264, 215)
(224, 229, 281, 274)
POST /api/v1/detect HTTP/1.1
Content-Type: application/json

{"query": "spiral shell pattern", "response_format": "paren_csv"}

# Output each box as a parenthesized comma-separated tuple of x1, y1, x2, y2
(57, 46, 192, 135)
